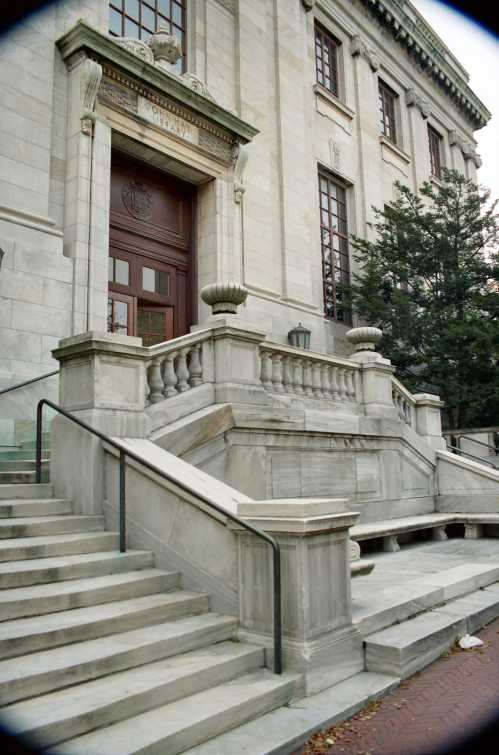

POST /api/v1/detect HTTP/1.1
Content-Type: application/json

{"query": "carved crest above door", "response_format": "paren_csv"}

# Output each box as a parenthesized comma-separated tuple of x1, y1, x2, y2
(121, 181, 154, 221)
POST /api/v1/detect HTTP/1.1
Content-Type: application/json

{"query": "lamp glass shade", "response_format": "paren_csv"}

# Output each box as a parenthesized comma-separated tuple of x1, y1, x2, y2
(288, 323, 311, 350)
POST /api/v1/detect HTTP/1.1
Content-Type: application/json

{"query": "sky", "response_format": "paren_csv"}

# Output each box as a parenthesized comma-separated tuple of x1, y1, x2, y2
(411, 0, 499, 202)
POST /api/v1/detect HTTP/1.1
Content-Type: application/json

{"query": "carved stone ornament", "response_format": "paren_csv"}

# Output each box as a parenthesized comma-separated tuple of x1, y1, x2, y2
(345, 326, 383, 352)
(349, 540, 361, 562)
(405, 88, 430, 119)
(448, 130, 481, 166)
(200, 281, 248, 314)
(301, 0, 316, 10)
(121, 181, 154, 221)
(180, 72, 216, 102)
(80, 58, 102, 135)
(148, 27, 182, 70)
(115, 37, 154, 65)
(350, 34, 379, 72)
(233, 143, 249, 203)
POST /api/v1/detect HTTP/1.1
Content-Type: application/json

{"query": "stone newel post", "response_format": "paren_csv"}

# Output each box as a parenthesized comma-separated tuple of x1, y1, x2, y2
(234, 497, 363, 694)
(413, 393, 446, 449)
(346, 327, 398, 419)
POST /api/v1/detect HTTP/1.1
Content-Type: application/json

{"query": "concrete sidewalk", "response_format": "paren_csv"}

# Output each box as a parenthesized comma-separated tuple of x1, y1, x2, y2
(297, 617, 499, 755)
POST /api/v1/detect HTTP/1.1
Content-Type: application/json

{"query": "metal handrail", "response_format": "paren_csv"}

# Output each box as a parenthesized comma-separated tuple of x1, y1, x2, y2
(0, 370, 59, 397)
(458, 435, 499, 455)
(446, 444, 496, 469)
(35, 398, 282, 675)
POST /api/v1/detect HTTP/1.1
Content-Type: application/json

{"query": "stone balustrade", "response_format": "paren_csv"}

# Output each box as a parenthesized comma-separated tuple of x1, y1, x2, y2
(260, 343, 359, 403)
(144, 332, 213, 405)
(391, 377, 416, 426)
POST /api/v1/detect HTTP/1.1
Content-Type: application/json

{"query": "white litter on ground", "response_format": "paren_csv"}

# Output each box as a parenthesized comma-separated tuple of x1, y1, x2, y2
(458, 634, 484, 649)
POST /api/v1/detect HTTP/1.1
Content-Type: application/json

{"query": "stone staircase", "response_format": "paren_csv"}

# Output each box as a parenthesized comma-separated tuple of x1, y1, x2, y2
(0, 482, 296, 754)
(0, 432, 51, 484)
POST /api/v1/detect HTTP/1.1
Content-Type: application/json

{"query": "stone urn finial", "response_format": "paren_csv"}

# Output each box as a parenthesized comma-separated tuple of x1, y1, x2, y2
(201, 282, 248, 315)
(346, 326, 383, 353)
(148, 27, 182, 71)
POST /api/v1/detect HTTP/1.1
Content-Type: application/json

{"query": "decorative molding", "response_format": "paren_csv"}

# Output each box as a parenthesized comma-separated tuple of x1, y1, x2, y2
(359, 0, 490, 129)
(329, 138, 341, 171)
(115, 37, 154, 65)
(148, 28, 182, 70)
(213, 0, 237, 14)
(350, 34, 379, 72)
(80, 58, 102, 134)
(448, 129, 481, 167)
(180, 72, 216, 103)
(233, 143, 249, 203)
(301, 0, 316, 10)
(405, 88, 430, 119)
(98, 68, 235, 163)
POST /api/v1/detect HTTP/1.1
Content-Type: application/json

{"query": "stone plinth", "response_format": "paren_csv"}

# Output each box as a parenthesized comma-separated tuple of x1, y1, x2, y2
(234, 497, 363, 694)
(414, 393, 446, 450)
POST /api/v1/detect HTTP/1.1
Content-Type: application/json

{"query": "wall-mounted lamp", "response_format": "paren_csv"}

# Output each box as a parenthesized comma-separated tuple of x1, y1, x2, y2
(288, 322, 311, 350)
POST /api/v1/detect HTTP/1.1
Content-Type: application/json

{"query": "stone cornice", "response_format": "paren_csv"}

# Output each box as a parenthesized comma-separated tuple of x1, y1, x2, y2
(360, 0, 490, 130)
(56, 20, 258, 144)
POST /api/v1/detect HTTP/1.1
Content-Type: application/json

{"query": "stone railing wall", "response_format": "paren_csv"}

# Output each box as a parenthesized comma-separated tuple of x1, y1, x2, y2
(259, 342, 360, 404)
(145, 331, 213, 405)
(391, 376, 416, 427)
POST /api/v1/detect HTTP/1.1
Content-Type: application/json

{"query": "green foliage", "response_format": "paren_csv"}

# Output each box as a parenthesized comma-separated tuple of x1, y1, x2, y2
(345, 169, 499, 429)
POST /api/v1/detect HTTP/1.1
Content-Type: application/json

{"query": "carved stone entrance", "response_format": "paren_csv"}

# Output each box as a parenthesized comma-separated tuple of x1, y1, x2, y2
(108, 151, 195, 345)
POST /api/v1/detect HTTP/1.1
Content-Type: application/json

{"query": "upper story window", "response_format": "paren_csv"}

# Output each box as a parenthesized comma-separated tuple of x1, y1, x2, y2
(109, 1, 187, 72)
(315, 24, 340, 97)
(428, 125, 443, 179)
(318, 170, 351, 324)
(379, 80, 397, 144)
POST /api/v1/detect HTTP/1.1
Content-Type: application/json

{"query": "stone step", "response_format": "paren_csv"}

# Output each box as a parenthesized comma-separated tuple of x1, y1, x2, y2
(0, 613, 237, 704)
(0, 450, 51, 461)
(186, 671, 399, 755)
(0, 514, 105, 540)
(0, 532, 119, 562)
(0, 471, 40, 484)
(365, 583, 499, 679)
(3, 642, 264, 749)
(50, 669, 297, 755)
(0, 460, 49, 471)
(0, 499, 72, 519)
(20, 436, 51, 451)
(0, 550, 155, 589)
(353, 562, 499, 636)
(0, 483, 53, 500)
(0, 568, 179, 622)
(0, 591, 210, 659)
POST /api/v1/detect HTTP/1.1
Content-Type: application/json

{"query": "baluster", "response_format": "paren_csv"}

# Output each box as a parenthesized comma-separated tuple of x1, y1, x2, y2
(176, 348, 190, 392)
(336, 367, 346, 399)
(149, 356, 165, 403)
(163, 352, 178, 398)
(345, 369, 356, 400)
(321, 363, 331, 399)
(303, 360, 314, 397)
(189, 344, 203, 387)
(330, 365, 339, 399)
(293, 358, 304, 394)
(144, 359, 152, 405)
(271, 354, 284, 393)
(282, 356, 293, 393)
(261, 350, 273, 390)
(312, 362, 323, 398)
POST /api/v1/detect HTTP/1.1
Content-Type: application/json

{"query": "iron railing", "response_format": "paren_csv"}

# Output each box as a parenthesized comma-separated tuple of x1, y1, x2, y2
(35, 398, 282, 674)
(456, 434, 499, 456)
(446, 443, 496, 469)
(0, 370, 58, 397)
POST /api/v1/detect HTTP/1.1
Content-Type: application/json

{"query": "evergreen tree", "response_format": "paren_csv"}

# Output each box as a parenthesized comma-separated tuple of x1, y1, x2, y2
(346, 168, 499, 430)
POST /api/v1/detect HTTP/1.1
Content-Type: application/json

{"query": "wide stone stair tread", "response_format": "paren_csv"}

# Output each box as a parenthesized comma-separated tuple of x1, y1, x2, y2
(49, 669, 297, 755)
(353, 561, 499, 635)
(0, 613, 238, 704)
(0, 532, 119, 562)
(0, 591, 210, 659)
(0, 568, 179, 621)
(0, 499, 72, 518)
(0, 483, 54, 500)
(364, 585, 499, 678)
(351, 513, 452, 539)
(0, 550, 155, 588)
(3, 642, 264, 748)
(0, 514, 105, 538)
(0, 460, 49, 471)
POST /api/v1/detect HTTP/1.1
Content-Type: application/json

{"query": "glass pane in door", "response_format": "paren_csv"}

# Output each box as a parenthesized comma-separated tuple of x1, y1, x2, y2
(108, 298, 130, 335)
(137, 307, 173, 346)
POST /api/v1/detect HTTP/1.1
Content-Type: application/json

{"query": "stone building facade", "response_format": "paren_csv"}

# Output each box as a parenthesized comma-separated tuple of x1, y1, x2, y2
(0, 0, 489, 387)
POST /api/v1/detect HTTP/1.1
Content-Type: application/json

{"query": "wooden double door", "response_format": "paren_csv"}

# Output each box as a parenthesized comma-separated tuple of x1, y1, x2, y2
(108, 152, 195, 346)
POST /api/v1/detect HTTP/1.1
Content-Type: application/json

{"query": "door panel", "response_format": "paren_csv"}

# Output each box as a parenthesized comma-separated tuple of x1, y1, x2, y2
(108, 292, 135, 337)
(108, 151, 194, 341)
